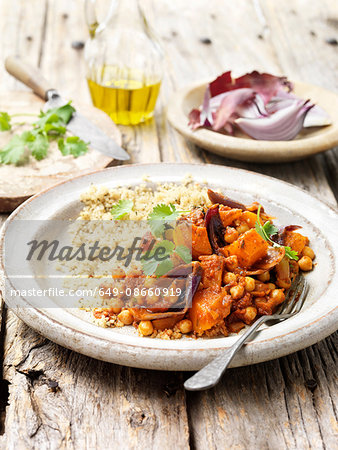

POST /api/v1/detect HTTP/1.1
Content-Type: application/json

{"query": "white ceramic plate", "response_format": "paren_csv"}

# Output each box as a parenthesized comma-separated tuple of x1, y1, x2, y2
(1, 163, 337, 370)
(167, 81, 338, 163)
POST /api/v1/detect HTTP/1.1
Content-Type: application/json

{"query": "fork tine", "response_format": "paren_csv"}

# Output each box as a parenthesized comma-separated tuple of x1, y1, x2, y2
(282, 275, 305, 315)
(290, 278, 308, 314)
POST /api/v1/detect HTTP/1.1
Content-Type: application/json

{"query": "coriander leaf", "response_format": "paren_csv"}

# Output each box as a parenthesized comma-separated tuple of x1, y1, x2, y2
(110, 199, 134, 219)
(36, 103, 75, 128)
(27, 132, 49, 161)
(141, 257, 159, 276)
(44, 122, 66, 135)
(175, 245, 192, 264)
(53, 103, 75, 124)
(255, 204, 299, 261)
(0, 131, 31, 165)
(148, 203, 189, 237)
(255, 221, 266, 241)
(263, 221, 278, 238)
(285, 246, 299, 261)
(0, 112, 11, 131)
(58, 136, 89, 158)
(141, 240, 175, 276)
(155, 259, 174, 277)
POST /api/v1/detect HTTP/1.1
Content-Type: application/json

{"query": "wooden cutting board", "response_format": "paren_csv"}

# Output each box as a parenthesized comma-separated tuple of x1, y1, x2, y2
(0, 91, 122, 212)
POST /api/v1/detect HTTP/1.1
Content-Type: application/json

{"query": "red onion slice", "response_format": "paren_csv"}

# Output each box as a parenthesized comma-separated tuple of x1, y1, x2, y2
(235, 100, 314, 140)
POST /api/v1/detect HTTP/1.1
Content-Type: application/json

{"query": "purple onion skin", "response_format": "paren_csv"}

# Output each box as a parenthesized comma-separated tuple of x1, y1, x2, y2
(164, 262, 202, 309)
(189, 263, 203, 301)
(205, 205, 226, 253)
(207, 189, 246, 210)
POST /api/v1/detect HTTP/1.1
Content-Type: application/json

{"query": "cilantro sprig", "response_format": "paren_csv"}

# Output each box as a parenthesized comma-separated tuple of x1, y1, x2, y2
(110, 199, 134, 219)
(0, 103, 89, 165)
(141, 240, 175, 276)
(139, 203, 192, 276)
(148, 203, 189, 237)
(255, 205, 298, 261)
(58, 136, 89, 158)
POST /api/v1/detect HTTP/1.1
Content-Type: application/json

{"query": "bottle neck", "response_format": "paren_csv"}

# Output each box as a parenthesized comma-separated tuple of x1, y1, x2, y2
(109, 0, 147, 32)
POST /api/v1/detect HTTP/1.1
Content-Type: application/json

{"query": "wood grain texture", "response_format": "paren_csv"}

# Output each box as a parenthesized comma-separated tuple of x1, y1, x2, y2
(0, 0, 337, 449)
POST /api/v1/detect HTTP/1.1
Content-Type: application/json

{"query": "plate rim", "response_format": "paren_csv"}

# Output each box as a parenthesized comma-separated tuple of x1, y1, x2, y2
(1, 163, 337, 370)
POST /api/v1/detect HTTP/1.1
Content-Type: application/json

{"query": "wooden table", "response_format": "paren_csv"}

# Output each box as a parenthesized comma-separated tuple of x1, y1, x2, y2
(0, 1, 337, 448)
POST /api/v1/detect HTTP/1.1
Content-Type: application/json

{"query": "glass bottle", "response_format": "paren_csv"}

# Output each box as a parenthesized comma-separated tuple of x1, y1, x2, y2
(84, 0, 163, 125)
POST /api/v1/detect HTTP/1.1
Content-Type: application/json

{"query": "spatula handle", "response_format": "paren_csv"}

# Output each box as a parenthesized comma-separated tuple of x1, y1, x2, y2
(5, 56, 53, 100)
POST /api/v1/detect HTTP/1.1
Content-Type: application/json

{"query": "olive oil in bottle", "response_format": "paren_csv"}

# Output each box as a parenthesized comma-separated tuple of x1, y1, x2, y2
(87, 72, 161, 125)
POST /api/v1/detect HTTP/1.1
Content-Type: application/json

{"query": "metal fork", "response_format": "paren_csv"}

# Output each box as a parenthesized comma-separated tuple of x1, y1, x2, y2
(184, 275, 308, 391)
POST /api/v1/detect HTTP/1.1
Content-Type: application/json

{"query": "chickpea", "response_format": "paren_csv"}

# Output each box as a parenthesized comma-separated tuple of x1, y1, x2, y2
(118, 310, 134, 325)
(236, 222, 250, 235)
(301, 246, 315, 260)
(257, 271, 270, 282)
(298, 256, 313, 271)
(112, 268, 126, 279)
(224, 255, 238, 272)
(267, 283, 276, 290)
(138, 320, 154, 336)
(244, 276, 256, 292)
(270, 289, 285, 304)
(223, 272, 237, 285)
(178, 319, 193, 334)
(99, 283, 113, 299)
(243, 306, 257, 324)
(146, 294, 160, 306)
(230, 284, 245, 300)
(144, 277, 156, 288)
(224, 227, 239, 244)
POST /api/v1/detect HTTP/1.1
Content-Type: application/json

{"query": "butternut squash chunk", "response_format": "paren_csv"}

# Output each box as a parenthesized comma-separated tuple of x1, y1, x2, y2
(240, 210, 260, 228)
(199, 255, 224, 290)
(284, 231, 309, 255)
(192, 224, 212, 259)
(219, 208, 242, 227)
(190, 288, 232, 334)
(222, 229, 268, 268)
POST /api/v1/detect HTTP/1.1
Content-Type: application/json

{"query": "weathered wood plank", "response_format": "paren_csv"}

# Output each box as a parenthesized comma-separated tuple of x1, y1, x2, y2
(2, 312, 190, 449)
(0, 0, 47, 91)
(186, 332, 338, 450)
(0, 0, 337, 449)
(151, 1, 338, 449)
(0, 1, 183, 448)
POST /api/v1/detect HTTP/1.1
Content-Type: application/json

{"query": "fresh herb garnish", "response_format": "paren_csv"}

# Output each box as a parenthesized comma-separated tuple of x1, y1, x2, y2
(140, 204, 192, 276)
(141, 240, 175, 276)
(0, 112, 11, 131)
(27, 132, 49, 160)
(255, 205, 298, 260)
(110, 199, 134, 219)
(0, 103, 89, 165)
(0, 132, 31, 165)
(148, 203, 189, 237)
(175, 245, 192, 264)
(58, 136, 89, 158)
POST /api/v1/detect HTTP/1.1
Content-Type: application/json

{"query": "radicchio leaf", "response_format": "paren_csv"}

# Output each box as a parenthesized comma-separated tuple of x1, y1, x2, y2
(233, 71, 293, 104)
(209, 71, 233, 97)
(212, 88, 256, 131)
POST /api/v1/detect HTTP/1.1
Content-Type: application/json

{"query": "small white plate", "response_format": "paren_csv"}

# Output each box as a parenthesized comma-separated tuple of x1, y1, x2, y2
(167, 81, 338, 163)
(1, 163, 337, 370)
